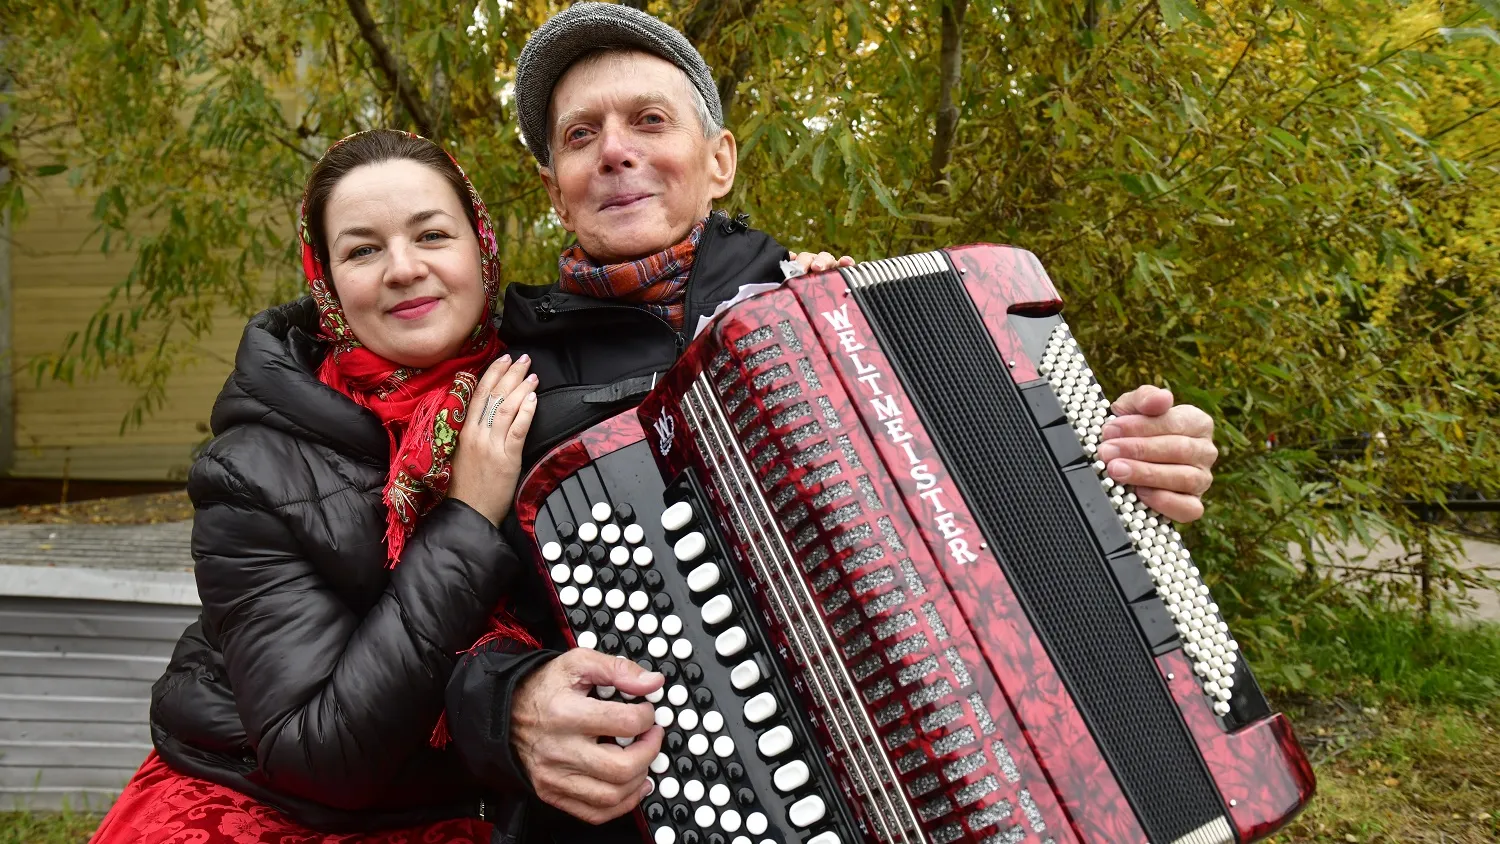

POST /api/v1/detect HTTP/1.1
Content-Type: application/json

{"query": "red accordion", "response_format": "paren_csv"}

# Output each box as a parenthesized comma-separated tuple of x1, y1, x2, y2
(516, 246, 1314, 844)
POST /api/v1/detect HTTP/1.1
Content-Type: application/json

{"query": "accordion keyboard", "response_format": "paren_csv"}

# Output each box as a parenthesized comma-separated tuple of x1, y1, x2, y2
(532, 440, 859, 844)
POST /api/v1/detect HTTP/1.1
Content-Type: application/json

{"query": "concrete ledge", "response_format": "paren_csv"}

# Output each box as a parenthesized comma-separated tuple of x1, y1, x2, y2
(0, 564, 198, 606)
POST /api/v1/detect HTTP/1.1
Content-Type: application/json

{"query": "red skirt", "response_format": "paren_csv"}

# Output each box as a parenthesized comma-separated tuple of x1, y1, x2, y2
(91, 752, 494, 843)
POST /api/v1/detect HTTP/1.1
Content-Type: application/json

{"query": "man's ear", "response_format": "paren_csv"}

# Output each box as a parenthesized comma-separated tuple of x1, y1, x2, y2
(539, 165, 575, 232)
(708, 129, 738, 202)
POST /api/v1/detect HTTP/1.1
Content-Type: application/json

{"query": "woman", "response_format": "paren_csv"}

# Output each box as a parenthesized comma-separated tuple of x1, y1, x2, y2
(91, 129, 542, 842)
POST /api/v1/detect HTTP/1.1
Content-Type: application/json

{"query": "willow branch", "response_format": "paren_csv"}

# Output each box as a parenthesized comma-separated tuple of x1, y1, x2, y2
(344, 0, 438, 138)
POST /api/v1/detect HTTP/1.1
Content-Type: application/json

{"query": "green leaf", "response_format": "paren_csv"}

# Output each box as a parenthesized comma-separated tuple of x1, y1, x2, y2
(36, 163, 67, 176)
(1159, 0, 1214, 30)
(1480, 0, 1500, 20)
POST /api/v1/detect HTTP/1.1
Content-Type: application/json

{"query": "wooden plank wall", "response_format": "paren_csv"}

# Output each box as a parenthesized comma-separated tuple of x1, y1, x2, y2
(0, 596, 200, 811)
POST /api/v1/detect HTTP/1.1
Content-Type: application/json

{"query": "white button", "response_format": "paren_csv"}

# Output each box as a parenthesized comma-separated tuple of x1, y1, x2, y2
(644, 778, 655, 797)
(615, 611, 635, 632)
(758, 725, 794, 757)
(650, 753, 670, 774)
(576, 631, 597, 649)
(703, 711, 724, 733)
(672, 638, 694, 660)
(558, 586, 580, 606)
(688, 733, 709, 755)
(596, 685, 615, 698)
(629, 591, 649, 612)
(654, 827, 675, 844)
(605, 589, 625, 609)
(633, 547, 655, 566)
(774, 760, 810, 792)
(601, 523, 622, 544)
(806, 833, 841, 844)
(572, 564, 592, 584)
(542, 541, 562, 561)
(662, 615, 683, 636)
(678, 709, 700, 731)
(645, 687, 664, 703)
(614, 735, 634, 747)
(675, 532, 707, 561)
(731, 660, 762, 690)
(583, 587, 603, 607)
(683, 780, 705, 802)
(578, 523, 598, 542)
(746, 812, 768, 835)
(610, 546, 630, 566)
(788, 795, 826, 827)
(659, 777, 680, 799)
(625, 523, 645, 544)
(702, 594, 734, 625)
(655, 707, 674, 728)
(716, 626, 748, 657)
(648, 637, 669, 658)
(638, 614, 659, 635)
(714, 735, 735, 757)
(694, 805, 716, 828)
(550, 563, 571, 584)
(709, 784, 730, 807)
(667, 685, 689, 707)
(688, 562, 721, 593)
(592, 502, 612, 522)
(720, 810, 742, 833)
(662, 501, 694, 530)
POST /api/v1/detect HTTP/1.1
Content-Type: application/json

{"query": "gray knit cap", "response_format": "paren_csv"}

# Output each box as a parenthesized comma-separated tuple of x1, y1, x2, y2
(514, 2, 722, 167)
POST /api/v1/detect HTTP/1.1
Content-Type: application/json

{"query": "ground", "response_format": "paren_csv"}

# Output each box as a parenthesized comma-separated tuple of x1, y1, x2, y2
(0, 491, 193, 526)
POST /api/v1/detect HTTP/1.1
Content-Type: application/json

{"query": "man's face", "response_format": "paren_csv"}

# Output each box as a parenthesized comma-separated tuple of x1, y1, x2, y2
(541, 51, 736, 264)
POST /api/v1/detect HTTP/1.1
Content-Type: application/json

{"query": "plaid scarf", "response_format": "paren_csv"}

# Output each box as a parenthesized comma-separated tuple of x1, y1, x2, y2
(556, 219, 706, 330)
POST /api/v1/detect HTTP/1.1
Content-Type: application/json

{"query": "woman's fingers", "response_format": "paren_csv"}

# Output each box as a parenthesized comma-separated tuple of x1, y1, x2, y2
(484, 373, 537, 432)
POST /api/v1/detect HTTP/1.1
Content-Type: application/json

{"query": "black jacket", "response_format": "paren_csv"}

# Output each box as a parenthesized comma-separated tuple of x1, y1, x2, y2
(150, 297, 525, 832)
(444, 215, 789, 841)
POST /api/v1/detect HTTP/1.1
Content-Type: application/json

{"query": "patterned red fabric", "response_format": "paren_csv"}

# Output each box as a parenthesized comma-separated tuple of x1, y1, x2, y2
(90, 752, 494, 844)
(556, 219, 705, 330)
(301, 130, 505, 567)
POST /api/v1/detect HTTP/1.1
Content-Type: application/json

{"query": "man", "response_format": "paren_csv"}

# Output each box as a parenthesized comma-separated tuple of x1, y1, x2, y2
(445, 4, 1219, 839)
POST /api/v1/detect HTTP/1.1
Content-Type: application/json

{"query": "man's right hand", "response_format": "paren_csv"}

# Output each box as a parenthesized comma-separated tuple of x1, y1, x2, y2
(511, 649, 665, 824)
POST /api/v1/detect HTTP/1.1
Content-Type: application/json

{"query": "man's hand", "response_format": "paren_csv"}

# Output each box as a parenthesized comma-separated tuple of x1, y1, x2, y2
(790, 250, 855, 274)
(511, 650, 665, 824)
(1095, 385, 1217, 523)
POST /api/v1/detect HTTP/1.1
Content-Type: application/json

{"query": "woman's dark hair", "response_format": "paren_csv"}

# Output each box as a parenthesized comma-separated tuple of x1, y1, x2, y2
(303, 129, 478, 272)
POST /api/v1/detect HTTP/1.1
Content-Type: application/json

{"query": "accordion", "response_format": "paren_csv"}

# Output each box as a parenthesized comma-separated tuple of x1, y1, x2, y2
(515, 246, 1314, 844)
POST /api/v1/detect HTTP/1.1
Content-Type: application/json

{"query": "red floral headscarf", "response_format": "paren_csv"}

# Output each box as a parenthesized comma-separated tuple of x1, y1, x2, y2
(299, 130, 504, 566)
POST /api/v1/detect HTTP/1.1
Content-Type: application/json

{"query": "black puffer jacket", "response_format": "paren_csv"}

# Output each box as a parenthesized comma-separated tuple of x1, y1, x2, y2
(150, 297, 524, 833)
(443, 214, 789, 841)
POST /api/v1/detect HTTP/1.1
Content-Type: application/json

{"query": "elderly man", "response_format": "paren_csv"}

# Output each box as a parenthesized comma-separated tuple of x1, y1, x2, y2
(444, 4, 1220, 840)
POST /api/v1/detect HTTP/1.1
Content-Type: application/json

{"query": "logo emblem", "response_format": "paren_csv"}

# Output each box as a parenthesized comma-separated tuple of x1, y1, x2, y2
(654, 414, 676, 456)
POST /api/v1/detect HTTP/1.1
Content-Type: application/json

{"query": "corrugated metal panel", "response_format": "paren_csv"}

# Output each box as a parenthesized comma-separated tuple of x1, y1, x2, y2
(0, 596, 198, 811)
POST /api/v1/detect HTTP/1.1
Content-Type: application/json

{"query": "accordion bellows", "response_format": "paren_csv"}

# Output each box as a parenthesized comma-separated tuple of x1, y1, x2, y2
(516, 245, 1314, 844)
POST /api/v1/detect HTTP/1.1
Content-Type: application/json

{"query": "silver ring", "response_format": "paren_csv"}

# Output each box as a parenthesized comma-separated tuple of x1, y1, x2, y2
(484, 394, 504, 427)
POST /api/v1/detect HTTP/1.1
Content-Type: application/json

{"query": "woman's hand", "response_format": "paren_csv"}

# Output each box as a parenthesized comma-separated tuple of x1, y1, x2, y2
(790, 250, 855, 274)
(512, 649, 666, 824)
(448, 353, 539, 525)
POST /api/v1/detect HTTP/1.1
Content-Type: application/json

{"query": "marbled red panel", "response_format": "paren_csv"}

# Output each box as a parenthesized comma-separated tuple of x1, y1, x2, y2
(944, 245, 1063, 386)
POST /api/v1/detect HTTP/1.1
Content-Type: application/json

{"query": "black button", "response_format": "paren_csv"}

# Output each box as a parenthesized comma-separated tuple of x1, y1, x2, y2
(644, 569, 664, 589)
(565, 543, 584, 561)
(588, 545, 608, 564)
(615, 503, 634, 521)
(620, 569, 641, 589)
(592, 611, 612, 629)
(707, 834, 725, 844)
(665, 731, 685, 753)
(637, 659, 654, 672)
(699, 759, 719, 779)
(625, 635, 644, 655)
(675, 755, 695, 775)
(725, 762, 744, 781)
(556, 522, 576, 540)
(670, 804, 690, 824)
(567, 609, 588, 628)
(659, 661, 679, 680)
(683, 663, 703, 683)
(599, 632, 620, 652)
(595, 567, 616, 586)
(652, 592, 673, 612)
(692, 687, 714, 708)
(645, 802, 665, 822)
(681, 831, 700, 844)
(736, 787, 755, 807)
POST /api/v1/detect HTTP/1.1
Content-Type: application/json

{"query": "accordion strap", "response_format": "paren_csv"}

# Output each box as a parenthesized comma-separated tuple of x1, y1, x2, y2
(582, 372, 664, 405)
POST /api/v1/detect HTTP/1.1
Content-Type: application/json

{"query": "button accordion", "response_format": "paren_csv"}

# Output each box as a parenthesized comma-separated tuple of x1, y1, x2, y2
(515, 245, 1314, 844)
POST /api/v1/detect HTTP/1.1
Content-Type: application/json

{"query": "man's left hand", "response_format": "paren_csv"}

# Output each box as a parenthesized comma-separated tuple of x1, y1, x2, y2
(790, 251, 854, 273)
(1095, 385, 1217, 524)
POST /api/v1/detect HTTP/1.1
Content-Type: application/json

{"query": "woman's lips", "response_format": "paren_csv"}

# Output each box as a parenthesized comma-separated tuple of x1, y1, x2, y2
(389, 297, 440, 320)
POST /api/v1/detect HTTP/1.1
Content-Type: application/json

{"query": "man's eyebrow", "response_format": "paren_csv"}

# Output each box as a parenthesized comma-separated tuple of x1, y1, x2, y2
(334, 209, 449, 242)
(552, 91, 678, 135)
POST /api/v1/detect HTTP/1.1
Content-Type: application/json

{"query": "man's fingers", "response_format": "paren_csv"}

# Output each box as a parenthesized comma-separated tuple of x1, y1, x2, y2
(1095, 435, 1217, 471)
(564, 648, 667, 694)
(1134, 488, 1205, 524)
(837, 255, 855, 267)
(1101, 405, 1213, 441)
(1104, 458, 1213, 497)
(1110, 385, 1173, 418)
(572, 728, 663, 785)
(558, 695, 658, 739)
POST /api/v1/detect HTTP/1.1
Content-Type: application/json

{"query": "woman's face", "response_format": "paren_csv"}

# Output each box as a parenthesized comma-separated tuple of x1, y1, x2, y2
(323, 159, 487, 369)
